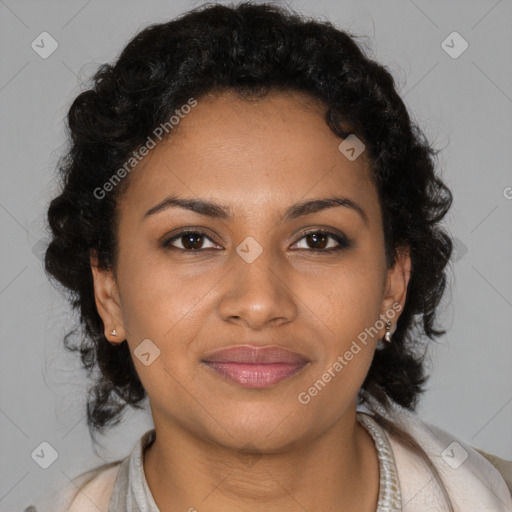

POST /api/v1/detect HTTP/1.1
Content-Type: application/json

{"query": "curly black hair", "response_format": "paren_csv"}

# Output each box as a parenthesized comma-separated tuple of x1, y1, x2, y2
(45, 1, 453, 506)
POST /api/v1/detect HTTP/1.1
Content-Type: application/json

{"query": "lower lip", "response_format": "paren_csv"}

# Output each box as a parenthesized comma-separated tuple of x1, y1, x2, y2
(203, 362, 308, 389)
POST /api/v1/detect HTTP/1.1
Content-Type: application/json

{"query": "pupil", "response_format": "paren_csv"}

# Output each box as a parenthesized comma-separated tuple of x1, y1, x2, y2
(307, 232, 327, 249)
(183, 233, 202, 250)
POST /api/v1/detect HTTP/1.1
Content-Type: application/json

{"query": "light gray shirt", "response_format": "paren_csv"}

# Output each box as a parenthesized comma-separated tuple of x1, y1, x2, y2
(108, 428, 159, 512)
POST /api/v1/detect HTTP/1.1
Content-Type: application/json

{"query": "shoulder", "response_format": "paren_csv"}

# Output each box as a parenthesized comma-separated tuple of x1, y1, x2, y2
(473, 447, 512, 495)
(50, 429, 155, 512)
(381, 406, 512, 511)
(53, 461, 122, 512)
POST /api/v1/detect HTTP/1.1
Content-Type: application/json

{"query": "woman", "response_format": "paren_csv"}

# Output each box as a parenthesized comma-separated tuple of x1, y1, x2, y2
(40, 2, 511, 511)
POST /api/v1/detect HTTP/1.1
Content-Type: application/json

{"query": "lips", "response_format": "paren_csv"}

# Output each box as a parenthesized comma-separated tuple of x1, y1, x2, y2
(202, 345, 310, 389)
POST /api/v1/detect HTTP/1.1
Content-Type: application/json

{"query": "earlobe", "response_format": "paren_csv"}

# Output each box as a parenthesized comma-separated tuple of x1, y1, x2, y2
(89, 250, 125, 343)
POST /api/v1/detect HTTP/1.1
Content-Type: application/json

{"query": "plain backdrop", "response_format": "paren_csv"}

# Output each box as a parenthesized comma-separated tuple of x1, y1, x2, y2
(1, 0, 511, 510)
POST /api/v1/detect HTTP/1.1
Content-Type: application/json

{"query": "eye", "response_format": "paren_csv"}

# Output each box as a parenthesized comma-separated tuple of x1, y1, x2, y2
(161, 228, 352, 253)
(292, 229, 352, 252)
(162, 230, 220, 251)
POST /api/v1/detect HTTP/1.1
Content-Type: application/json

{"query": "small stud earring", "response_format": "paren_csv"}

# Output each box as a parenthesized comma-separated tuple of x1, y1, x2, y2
(384, 321, 392, 343)
(110, 329, 118, 336)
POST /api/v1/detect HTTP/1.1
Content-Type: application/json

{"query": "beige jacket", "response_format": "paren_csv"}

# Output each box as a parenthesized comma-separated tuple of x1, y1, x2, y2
(51, 407, 512, 511)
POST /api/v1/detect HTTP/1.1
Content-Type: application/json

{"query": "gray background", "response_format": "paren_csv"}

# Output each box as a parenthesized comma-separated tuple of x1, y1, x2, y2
(1, 0, 511, 510)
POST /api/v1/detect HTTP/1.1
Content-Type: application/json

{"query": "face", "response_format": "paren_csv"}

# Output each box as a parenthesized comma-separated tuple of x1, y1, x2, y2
(91, 90, 410, 452)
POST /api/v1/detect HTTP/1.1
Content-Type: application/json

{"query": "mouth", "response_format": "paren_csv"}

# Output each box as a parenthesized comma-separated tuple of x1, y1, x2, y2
(201, 345, 310, 389)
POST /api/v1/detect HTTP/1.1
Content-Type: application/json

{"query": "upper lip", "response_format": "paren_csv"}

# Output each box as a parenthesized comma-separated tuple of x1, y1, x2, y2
(202, 344, 310, 364)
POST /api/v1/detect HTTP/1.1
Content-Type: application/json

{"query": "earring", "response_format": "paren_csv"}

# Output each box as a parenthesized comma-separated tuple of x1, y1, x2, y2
(110, 329, 118, 336)
(384, 321, 392, 343)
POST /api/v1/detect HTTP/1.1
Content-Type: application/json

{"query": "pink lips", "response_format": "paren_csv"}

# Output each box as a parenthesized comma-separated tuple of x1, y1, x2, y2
(202, 345, 309, 389)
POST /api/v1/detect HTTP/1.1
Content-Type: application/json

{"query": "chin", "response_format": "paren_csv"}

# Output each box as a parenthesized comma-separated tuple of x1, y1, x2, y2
(206, 404, 310, 451)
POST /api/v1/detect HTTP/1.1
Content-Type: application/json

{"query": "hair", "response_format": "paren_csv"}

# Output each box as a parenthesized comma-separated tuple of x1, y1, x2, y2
(45, 1, 454, 508)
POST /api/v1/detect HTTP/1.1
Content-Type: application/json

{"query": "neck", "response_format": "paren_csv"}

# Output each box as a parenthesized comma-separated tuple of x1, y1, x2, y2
(143, 409, 380, 512)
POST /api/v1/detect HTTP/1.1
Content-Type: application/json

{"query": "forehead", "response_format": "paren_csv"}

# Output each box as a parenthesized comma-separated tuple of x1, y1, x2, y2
(118, 90, 378, 224)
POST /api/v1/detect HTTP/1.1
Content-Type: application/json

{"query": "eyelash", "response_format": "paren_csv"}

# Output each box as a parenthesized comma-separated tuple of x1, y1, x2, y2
(161, 228, 352, 253)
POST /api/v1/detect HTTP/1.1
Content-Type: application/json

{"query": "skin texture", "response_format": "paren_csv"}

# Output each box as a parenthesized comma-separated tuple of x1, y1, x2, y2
(90, 90, 411, 512)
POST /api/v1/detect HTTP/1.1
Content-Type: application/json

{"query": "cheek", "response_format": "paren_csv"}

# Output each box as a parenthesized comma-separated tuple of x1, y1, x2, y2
(117, 264, 219, 392)
(318, 266, 385, 336)
(118, 252, 215, 339)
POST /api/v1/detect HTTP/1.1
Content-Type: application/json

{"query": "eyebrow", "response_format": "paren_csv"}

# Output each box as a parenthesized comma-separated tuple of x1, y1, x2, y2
(143, 195, 368, 226)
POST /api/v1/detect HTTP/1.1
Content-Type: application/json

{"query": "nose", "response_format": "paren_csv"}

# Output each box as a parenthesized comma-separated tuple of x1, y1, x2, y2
(217, 246, 298, 330)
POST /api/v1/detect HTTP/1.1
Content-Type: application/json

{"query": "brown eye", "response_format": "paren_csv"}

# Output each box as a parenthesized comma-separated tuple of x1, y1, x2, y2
(293, 229, 352, 252)
(305, 232, 329, 249)
(162, 230, 219, 251)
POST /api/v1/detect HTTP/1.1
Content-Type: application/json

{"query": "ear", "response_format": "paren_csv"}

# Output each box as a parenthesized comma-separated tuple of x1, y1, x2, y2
(89, 249, 125, 344)
(380, 245, 411, 336)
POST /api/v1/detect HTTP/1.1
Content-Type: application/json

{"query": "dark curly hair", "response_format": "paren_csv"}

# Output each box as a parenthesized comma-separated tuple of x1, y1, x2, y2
(45, 1, 454, 507)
